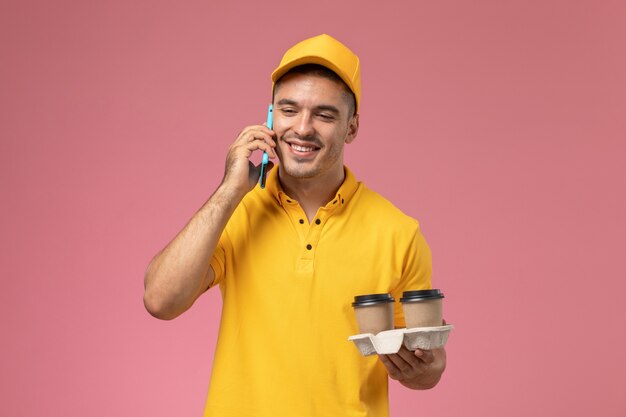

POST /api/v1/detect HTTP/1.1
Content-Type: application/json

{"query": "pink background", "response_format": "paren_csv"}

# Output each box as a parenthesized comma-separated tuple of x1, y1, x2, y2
(2, 1, 625, 416)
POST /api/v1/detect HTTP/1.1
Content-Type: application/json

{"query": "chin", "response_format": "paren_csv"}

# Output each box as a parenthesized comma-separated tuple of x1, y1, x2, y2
(281, 161, 321, 179)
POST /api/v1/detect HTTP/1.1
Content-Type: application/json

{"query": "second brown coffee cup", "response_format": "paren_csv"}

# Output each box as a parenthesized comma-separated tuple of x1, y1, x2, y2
(400, 289, 444, 328)
(352, 293, 395, 334)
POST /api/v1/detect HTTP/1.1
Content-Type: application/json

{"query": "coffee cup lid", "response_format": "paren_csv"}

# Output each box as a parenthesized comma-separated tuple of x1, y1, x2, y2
(352, 293, 394, 307)
(400, 289, 444, 303)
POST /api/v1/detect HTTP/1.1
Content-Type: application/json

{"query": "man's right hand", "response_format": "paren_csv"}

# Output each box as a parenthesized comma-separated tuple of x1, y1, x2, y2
(222, 124, 277, 198)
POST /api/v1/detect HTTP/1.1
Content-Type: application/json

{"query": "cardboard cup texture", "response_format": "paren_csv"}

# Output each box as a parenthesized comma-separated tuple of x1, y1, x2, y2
(354, 303, 395, 335)
(402, 298, 443, 328)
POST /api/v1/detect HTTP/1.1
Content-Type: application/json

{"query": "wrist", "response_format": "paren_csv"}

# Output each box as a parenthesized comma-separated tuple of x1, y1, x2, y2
(214, 181, 248, 207)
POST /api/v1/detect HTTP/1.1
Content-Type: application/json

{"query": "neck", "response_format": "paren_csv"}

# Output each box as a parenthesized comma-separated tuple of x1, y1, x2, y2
(278, 166, 345, 222)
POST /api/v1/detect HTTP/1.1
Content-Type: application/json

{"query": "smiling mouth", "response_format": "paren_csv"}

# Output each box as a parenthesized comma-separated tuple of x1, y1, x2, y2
(289, 143, 320, 152)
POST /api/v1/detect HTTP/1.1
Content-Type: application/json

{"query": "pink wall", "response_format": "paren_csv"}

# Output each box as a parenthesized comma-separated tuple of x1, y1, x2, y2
(2, 1, 625, 416)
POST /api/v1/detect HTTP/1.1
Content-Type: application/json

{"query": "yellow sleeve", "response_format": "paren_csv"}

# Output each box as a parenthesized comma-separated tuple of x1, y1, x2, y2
(391, 226, 433, 328)
(209, 230, 229, 289)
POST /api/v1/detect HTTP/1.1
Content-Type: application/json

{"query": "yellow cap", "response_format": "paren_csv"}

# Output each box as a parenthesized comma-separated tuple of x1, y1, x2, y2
(271, 34, 361, 112)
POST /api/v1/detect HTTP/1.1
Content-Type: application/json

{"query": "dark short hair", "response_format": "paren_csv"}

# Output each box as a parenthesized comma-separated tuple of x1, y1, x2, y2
(273, 64, 357, 117)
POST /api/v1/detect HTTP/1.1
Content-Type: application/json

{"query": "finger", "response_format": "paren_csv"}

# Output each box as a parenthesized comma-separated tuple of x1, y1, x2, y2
(246, 131, 276, 147)
(414, 349, 435, 365)
(233, 138, 277, 159)
(396, 346, 421, 369)
(237, 125, 275, 143)
(242, 133, 277, 157)
(261, 123, 276, 135)
(233, 126, 271, 146)
(386, 353, 413, 374)
(378, 354, 402, 379)
(239, 129, 275, 147)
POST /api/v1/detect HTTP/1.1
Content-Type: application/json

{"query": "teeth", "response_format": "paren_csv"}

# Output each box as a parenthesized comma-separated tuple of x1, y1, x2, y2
(291, 143, 316, 152)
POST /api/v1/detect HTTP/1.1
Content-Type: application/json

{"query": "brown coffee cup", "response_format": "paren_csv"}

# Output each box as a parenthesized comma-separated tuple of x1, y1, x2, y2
(400, 289, 444, 328)
(351, 293, 395, 334)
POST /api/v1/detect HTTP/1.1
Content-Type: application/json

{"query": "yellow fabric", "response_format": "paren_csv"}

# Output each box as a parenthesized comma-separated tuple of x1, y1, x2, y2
(204, 166, 432, 417)
(271, 34, 361, 111)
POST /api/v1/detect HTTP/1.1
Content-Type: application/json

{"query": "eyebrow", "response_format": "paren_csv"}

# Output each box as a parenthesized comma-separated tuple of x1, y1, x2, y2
(276, 99, 341, 115)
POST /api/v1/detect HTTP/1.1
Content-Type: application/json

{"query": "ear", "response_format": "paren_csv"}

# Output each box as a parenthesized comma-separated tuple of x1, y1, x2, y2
(345, 113, 359, 144)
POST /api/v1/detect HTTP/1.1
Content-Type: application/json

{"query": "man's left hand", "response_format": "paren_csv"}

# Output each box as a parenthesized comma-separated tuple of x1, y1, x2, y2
(378, 346, 446, 390)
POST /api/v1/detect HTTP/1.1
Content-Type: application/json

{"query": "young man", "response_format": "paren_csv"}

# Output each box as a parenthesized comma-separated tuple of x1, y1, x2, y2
(144, 34, 446, 416)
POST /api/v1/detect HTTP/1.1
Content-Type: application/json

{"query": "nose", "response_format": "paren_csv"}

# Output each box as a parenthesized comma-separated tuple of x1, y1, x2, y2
(292, 111, 315, 138)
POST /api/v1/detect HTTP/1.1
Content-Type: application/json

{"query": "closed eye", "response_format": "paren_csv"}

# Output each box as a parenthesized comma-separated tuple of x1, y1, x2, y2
(280, 108, 297, 116)
(317, 113, 335, 121)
